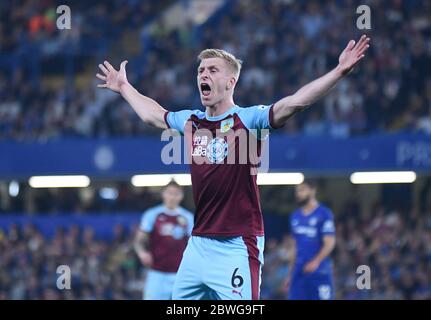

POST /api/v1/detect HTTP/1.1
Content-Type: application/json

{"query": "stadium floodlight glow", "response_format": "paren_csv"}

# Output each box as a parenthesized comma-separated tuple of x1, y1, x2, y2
(131, 174, 192, 187)
(29, 175, 91, 188)
(350, 171, 417, 184)
(257, 173, 304, 185)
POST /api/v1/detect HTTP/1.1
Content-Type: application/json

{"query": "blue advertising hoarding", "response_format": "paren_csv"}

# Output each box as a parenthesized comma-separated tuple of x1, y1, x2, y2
(0, 133, 430, 178)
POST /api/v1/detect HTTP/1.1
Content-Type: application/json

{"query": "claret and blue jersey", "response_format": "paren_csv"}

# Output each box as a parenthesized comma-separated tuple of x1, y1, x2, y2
(164, 104, 281, 300)
(140, 205, 194, 300)
(164, 104, 280, 238)
(140, 205, 194, 273)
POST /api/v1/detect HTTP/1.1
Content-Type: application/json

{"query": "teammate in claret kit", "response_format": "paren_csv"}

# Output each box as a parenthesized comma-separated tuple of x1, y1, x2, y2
(134, 180, 193, 299)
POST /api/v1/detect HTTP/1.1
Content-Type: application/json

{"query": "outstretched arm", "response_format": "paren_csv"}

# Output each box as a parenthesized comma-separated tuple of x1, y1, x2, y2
(97, 60, 168, 129)
(272, 35, 371, 128)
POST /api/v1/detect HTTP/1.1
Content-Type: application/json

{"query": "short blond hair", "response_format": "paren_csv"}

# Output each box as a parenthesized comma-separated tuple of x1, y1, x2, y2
(198, 49, 243, 79)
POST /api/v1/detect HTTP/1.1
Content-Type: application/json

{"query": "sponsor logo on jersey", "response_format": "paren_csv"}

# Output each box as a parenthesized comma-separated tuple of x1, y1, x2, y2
(171, 225, 187, 240)
(193, 135, 208, 146)
(159, 223, 174, 236)
(309, 217, 318, 226)
(192, 135, 209, 157)
(206, 137, 228, 163)
(294, 226, 317, 237)
(220, 117, 234, 133)
(159, 223, 187, 239)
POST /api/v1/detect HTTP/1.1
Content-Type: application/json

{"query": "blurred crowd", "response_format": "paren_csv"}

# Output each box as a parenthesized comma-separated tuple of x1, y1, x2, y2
(262, 204, 431, 299)
(0, 0, 171, 55)
(146, 0, 431, 136)
(0, 222, 143, 299)
(0, 0, 173, 141)
(0, 203, 430, 300)
(1, 0, 431, 141)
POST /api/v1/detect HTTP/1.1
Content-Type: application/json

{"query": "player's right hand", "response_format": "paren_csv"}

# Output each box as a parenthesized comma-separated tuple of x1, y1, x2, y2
(138, 251, 153, 267)
(96, 60, 129, 93)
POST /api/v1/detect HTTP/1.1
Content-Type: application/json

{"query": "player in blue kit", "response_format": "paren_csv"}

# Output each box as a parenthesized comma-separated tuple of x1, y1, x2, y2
(285, 179, 336, 300)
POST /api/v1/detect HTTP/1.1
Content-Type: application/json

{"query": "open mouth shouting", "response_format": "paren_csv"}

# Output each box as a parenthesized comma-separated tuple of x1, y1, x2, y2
(200, 82, 212, 98)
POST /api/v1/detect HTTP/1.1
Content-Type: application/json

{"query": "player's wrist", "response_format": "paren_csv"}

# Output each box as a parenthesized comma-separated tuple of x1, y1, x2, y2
(335, 64, 350, 77)
(119, 81, 132, 96)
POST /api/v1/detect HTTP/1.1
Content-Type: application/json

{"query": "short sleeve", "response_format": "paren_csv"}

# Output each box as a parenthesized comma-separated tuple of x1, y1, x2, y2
(320, 210, 336, 236)
(139, 208, 159, 233)
(238, 105, 272, 129)
(237, 104, 281, 140)
(165, 110, 195, 134)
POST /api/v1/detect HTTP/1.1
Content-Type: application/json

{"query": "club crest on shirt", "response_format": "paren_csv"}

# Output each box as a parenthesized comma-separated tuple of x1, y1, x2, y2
(220, 118, 234, 133)
(206, 137, 228, 163)
(160, 223, 187, 239)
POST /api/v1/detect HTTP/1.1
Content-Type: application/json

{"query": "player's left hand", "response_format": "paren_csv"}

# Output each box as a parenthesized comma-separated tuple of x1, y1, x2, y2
(338, 34, 371, 76)
(303, 259, 320, 273)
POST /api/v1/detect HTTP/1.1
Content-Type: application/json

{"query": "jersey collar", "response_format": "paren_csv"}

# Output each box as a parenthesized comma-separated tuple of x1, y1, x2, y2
(300, 203, 320, 217)
(163, 206, 180, 216)
(205, 105, 239, 121)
